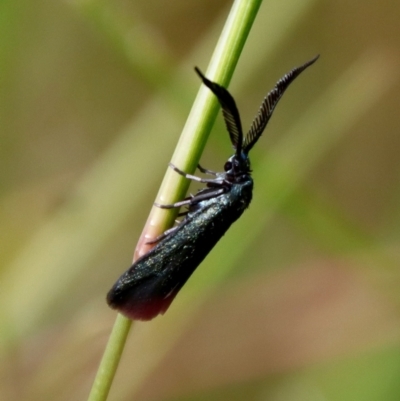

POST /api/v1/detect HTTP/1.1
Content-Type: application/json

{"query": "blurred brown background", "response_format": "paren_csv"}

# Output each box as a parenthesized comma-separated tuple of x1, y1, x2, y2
(1, 0, 400, 400)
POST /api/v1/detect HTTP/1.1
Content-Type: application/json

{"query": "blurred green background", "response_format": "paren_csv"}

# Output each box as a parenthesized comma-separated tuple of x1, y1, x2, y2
(1, 0, 400, 400)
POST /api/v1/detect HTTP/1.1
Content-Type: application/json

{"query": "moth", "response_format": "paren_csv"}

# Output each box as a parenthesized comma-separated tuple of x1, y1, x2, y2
(107, 55, 319, 320)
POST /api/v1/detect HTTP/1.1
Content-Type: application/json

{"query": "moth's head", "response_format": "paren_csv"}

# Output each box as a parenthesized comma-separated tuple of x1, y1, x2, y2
(224, 151, 251, 181)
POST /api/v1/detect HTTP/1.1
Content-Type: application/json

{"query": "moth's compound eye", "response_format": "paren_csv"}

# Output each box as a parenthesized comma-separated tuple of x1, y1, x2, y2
(224, 161, 232, 171)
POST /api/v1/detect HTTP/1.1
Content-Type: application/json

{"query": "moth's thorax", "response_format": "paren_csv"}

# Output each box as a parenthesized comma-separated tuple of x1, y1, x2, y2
(230, 176, 253, 202)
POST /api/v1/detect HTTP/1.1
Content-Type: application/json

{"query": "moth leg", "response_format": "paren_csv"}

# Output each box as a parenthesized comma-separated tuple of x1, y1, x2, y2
(190, 187, 225, 203)
(154, 162, 226, 209)
(154, 196, 194, 209)
(169, 163, 223, 184)
(154, 186, 225, 210)
(197, 164, 217, 176)
(146, 225, 180, 244)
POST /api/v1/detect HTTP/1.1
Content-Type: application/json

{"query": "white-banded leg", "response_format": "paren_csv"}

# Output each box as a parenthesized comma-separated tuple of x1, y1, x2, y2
(154, 186, 225, 210)
(169, 162, 223, 184)
(154, 163, 226, 210)
(197, 164, 217, 176)
(190, 187, 225, 203)
(154, 195, 194, 209)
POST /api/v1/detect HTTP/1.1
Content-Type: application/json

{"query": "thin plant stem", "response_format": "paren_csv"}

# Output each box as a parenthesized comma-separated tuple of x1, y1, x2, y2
(87, 0, 264, 400)
(87, 315, 131, 401)
(135, 0, 263, 258)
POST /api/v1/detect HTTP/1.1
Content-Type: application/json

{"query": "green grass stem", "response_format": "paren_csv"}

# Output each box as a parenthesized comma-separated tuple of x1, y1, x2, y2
(87, 1, 263, 400)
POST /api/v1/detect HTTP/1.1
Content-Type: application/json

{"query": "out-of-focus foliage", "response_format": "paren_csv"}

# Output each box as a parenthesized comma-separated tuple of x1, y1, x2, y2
(1, 0, 400, 400)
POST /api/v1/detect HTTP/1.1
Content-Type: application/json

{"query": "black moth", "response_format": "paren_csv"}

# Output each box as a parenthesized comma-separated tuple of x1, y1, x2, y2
(107, 56, 319, 321)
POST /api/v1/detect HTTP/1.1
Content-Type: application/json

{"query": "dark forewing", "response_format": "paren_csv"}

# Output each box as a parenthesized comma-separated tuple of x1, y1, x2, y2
(107, 180, 253, 321)
(243, 55, 319, 154)
(195, 67, 243, 153)
(107, 261, 189, 321)
(106, 217, 194, 321)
